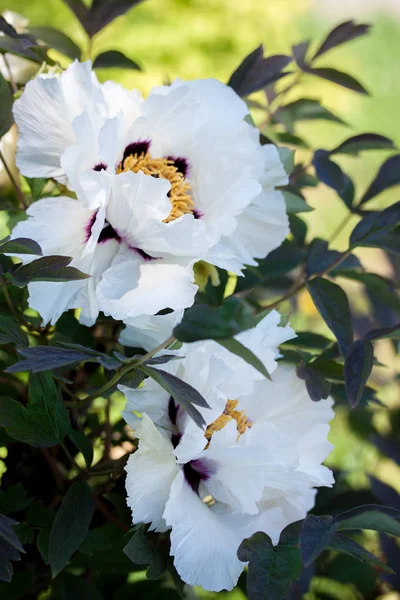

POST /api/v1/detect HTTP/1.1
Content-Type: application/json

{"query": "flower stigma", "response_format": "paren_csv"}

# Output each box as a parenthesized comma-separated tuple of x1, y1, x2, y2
(117, 149, 194, 223)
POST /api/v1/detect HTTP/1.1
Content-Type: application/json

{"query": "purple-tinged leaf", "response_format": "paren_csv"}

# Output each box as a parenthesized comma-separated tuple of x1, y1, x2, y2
(360, 155, 400, 204)
(306, 67, 368, 94)
(313, 21, 370, 60)
(228, 45, 292, 97)
(344, 340, 374, 408)
(329, 133, 396, 156)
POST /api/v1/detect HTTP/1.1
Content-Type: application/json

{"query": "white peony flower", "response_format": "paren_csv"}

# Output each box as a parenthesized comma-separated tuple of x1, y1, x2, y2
(122, 315, 334, 591)
(10, 171, 200, 325)
(13, 60, 289, 282)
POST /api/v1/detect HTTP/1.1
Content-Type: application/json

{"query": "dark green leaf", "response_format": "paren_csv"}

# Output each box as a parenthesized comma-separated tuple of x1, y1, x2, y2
(6, 344, 121, 373)
(9, 255, 90, 286)
(0, 372, 70, 447)
(0, 73, 13, 138)
(29, 27, 81, 60)
(365, 323, 400, 341)
(0, 483, 32, 515)
(307, 278, 353, 356)
(0, 514, 24, 553)
(273, 132, 309, 149)
(139, 365, 209, 428)
(312, 150, 355, 207)
(306, 240, 361, 277)
(238, 524, 302, 600)
(335, 504, 400, 536)
(56, 573, 104, 600)
(174, 297, 255, 342)
(123, 526, 155, 566)
(329, 133, 396, 156)
(93, 50, 141, 70)
(228, 45, 291, 97)
(48, 481, 93, 577)
(344, 340, 374, 408)
(350, 202, 400, 252)
(278, 147, 295, 176)
(277, 98, 346, 128)
(300, 514, 337, 566)
(339, 271, 400, 313)
(0, 236, 42, 256)
(68, 429, 93, 468)
(0, 514, 24, 583)
(216, 337, 271, 380)
(306, 67, 368, 94)
(312, 21, 370, 60)
(327, 533, 392, 571)
(296, 361, 332, 402)
(360, 155, 400, 204)
(0, 316, 29, 347)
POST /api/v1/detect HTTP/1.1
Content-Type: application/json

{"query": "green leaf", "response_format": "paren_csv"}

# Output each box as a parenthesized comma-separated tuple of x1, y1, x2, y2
(278, 147, 295, 176)
(350, 202, 400, 252)
(300, 514, 338, 566)
(360, 155, 400, 204)
(312, 21, 370, 60)
(344, 340, 374, 408)
(0, 73, 13, 138)
(48, 481, 93, 577)
(238, 524, 302, 600)
(283, 190, 313, 213)
(0, 316, 29, 347)
(296, 360, 332, 402)
(138, 365, 209, 428)
(9, 255, 90, 287)
(307, 278, 353, 357)
(216, 337, 271, 380)
(93, 50, 141, 70)
(329, 133, 396, 156)
(24, 178, 47, 201)
(0, 236, 42, 256)
(0, 372, 70, 447)
(68, 429, 93, 468)
(174, 297, 255, 342)
(29, 26, 81, 60)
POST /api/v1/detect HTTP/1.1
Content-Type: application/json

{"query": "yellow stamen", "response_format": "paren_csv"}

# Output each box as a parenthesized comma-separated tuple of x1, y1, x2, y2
(205, 399, 252, 444)
(117, 152, 194, 223)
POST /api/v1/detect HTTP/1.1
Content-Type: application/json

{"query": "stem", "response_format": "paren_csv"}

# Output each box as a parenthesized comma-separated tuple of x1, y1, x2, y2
(260, 248, 352, 312)
(79, 334, 176, 408)
(103, 396, 111, 460)
(0, 149, 27, 209)
(60, 441, 84, 473)
(0, 277, 19, 320)
(328, 212, 354, 245)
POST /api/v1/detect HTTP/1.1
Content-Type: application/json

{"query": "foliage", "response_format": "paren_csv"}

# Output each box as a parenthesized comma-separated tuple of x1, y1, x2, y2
(0, 4, 399, 600)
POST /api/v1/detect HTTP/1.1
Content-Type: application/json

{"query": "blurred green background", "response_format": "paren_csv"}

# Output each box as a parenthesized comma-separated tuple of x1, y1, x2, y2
(1, 1, 400, 598)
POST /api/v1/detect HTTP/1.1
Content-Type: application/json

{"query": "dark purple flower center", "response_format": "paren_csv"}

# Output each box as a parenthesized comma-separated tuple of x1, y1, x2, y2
(93, 163, 107, 171)
(167, 156, 189, 178)
(183, 459, 216, 494)
(123, 140, 151, 163)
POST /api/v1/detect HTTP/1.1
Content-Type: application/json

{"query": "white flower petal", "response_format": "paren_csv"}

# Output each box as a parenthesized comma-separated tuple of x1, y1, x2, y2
(164, 470, 244, 591)
(120, 310, 184, 351)
(97, 247, 197, 320)
(13, 61, 105, 181)
(125, 414, 178, 532)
